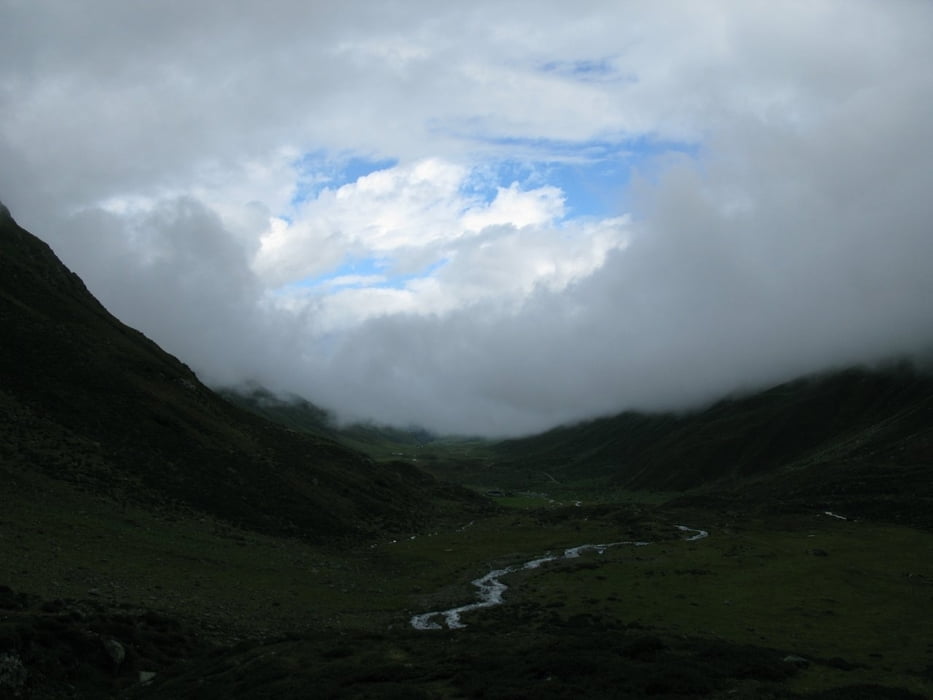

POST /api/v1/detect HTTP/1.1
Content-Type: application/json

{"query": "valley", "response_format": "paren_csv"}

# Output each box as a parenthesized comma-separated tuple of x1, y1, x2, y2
(2, 202, 932, 698)
(4, 462, 932, 698)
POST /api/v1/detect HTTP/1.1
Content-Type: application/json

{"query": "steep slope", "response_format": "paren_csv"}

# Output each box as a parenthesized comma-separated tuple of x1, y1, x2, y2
(220, 350, 933, 529)
(218, 385, 438, 458)
(0, 203, 482, 541)
(491, 364, 933, 522)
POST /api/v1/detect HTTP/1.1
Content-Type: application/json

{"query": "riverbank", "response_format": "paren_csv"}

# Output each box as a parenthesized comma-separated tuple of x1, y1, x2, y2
(411, 525, 708, 630)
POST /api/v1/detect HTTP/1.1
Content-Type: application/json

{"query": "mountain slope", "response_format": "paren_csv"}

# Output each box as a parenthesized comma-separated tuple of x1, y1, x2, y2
(218, 346, 933, 529)
(489, 363, 933, 523)
(217, 384, 435, 459)
(0, 203, 483, 541)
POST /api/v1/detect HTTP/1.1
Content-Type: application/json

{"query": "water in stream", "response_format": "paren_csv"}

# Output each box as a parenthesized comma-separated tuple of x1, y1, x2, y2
(411, 526, 708, 630)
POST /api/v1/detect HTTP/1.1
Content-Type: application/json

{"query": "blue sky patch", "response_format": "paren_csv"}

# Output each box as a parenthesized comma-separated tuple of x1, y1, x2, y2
(461, 136, 698, 217)
(538, 57, 631, 83)
(278, 256, 448, 293)
(284, 256, 387, 290)
(289, 151, 398, 208)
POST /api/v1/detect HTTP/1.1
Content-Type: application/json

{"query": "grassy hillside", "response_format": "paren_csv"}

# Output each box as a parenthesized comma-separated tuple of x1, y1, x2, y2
(483, 365, 933, 523)
(221, 353, 933, 530)
(0, 203, 486, 542)
(218, 385, 438, 460)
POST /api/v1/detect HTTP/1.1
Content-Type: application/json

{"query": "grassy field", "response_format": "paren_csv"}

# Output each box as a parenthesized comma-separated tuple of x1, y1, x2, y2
(3, 465, 932, 697)
(504, 514, 933, 696)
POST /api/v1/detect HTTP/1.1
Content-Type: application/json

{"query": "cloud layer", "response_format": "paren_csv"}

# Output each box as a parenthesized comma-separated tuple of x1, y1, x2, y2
(2, 1, 932, 435)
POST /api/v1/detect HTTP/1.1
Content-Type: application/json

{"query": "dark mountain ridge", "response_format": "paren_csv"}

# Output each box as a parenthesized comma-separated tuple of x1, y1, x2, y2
(494, 364, 932, 485)
(214, 307, 933, 528)
(0, 203, 484, 541)
(489, 361, 933, 525)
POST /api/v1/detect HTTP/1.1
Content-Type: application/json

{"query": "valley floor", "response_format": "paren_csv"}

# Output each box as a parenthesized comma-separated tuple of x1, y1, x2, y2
(2, 470, 932, 698)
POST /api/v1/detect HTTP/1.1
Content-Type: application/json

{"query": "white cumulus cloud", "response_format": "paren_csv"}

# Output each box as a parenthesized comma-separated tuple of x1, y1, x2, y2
(1, 0, 931, 435)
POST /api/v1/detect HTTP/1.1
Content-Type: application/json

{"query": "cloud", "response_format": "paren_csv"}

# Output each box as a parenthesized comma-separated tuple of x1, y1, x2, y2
(1, 1, 932, 436)
(256, 158, 626, 334)
(254, 158, 578, 285)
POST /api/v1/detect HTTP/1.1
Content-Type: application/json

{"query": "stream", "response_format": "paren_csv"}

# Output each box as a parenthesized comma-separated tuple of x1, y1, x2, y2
(411, 525, 708, 630)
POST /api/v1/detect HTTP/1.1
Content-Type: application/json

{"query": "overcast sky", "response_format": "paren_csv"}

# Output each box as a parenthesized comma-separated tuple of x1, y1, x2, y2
(2, 1, 933, 436)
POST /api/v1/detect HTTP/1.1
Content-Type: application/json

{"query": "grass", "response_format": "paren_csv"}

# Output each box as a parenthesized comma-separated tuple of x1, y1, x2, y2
(498, 512, 933, 696)
(490, 493, 552, 509)
(3, 409, 931, 695)
(121, 505, 933, 698)
(0, 465, 643, 637)
(4, 465, 933, 697)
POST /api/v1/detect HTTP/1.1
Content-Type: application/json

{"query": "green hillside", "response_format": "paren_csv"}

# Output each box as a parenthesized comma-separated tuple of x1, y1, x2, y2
(220, 353, 933, 530)
(482, 365, 933, 523)
(0, 203, 484, 542)
(218, 385, 438, 460)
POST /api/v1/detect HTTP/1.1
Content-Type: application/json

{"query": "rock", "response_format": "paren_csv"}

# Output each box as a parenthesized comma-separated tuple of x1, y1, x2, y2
(0, 652, 28, 694)
(807, 548, 829, 557)
(139, 670, 157, 684)
(783, 654, 810, 668)
(103, 639, 125, 667)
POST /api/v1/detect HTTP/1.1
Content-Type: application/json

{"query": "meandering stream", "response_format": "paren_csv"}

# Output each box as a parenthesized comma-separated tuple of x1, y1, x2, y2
(411, 525, 708, 630)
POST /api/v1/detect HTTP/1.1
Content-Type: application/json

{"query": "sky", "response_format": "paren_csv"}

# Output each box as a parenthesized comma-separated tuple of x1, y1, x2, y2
(2, 1, 933, 436)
